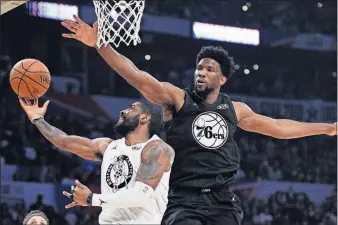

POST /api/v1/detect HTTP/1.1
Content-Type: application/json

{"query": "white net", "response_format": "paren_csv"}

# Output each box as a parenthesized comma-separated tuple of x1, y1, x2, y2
(93, 0, 145, 48)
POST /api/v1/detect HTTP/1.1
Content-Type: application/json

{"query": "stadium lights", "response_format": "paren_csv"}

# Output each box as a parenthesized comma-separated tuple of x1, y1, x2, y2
(317, 2, 323, 8)
(145, 55, 151, 60)
(244, 69, 250, 74)
(253, 64, 259, 70)
(242, 5, 248, 11)
(26, 1, 78, 21)
(192, 22, 260, 46)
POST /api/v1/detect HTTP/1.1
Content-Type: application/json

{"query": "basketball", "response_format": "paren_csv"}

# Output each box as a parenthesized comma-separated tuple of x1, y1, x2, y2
(9, 59, 51, 99)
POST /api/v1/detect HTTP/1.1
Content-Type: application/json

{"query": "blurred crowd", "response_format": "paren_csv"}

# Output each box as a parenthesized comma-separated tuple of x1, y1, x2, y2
(237, 129, 336, 184)
(2, 186, 336, 225)
(161, 66, 337, 102)
(240, 187, 337, 225)
(144, 1, 336, 35)
(1, 195, 101, 225)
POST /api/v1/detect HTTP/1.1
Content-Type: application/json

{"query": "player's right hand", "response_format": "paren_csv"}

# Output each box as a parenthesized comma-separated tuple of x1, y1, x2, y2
(61, 15, 98, 47)
(19, 97, 50, 122)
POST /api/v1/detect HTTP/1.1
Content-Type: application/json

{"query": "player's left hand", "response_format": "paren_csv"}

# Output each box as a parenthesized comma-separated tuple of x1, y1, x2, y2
(19, 97, 50, 122)
(62, 180, 92, 209)
(327, 122, 337, 136)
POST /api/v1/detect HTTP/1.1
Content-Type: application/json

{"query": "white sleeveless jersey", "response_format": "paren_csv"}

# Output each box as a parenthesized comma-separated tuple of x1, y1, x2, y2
(99, 135, 170, 224)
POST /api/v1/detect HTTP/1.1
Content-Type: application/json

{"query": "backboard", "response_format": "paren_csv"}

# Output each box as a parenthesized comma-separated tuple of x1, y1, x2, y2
(1, 0, 29, 15)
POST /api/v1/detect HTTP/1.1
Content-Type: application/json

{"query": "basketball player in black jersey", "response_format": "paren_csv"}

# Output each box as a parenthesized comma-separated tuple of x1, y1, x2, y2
(62, 16, 337, 225)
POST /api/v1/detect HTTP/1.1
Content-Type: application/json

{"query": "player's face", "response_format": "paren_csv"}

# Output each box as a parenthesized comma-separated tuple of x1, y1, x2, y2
(26, 216, 48, 225)
(194, 58, 225, 96)
(114, 102, 142, 136)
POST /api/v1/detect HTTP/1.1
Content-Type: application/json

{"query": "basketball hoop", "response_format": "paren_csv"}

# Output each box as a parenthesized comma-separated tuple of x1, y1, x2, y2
(93, 0, 145, 48)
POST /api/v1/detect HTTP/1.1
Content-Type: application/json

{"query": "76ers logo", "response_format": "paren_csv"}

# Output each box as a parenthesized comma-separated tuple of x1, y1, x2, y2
(192, 111, 228, 149)
(106, 155, 133, 192)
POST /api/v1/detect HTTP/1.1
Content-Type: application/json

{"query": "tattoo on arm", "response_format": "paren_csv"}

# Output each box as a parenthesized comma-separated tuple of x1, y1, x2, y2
(34, 118, 110, 161)
(35, 118, 67, 138)
(137, 146, 162, 180)
(137, 142, 174, 181)
(34, 118, 68, 147)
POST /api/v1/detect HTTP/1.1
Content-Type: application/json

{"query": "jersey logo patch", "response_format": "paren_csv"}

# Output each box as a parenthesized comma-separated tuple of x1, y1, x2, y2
(106, 155, 133, 192)
(192, 111, 229, 149)
(217, 104, 229, 109)
(131, 145, 142, 150)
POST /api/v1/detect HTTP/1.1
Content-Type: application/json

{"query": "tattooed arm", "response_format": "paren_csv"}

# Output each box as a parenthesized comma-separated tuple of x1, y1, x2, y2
(18, 98, 112, 161)
(34, 118, 112, 161)
(136, 139, 175, 189)
(90, 139, 175, 208)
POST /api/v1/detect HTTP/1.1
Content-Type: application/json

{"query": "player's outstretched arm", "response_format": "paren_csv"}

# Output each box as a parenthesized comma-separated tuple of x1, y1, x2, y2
(61, 16, 184, 108)
(75, 140, 175, 209)
(233, 101, 337, 139)
(19, 98, 112, 161)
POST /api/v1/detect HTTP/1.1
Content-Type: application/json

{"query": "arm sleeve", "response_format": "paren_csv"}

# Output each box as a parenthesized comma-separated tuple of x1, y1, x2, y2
(92, 181, 154, 208)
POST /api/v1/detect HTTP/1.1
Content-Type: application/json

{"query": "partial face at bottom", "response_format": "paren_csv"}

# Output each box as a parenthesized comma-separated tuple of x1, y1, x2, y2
(26, 216, 48, 225)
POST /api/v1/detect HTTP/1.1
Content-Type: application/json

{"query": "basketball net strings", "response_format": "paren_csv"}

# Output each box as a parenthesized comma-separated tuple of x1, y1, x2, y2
(93, 0, 145, 48)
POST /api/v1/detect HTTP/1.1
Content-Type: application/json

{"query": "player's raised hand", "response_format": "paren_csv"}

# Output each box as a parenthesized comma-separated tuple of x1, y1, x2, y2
(63, 180, 92, 209)
(61, 15, 98, 47)
(19, 97, 50, 122)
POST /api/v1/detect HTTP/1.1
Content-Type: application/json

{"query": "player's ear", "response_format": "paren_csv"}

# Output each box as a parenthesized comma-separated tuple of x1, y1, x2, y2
(140, 114, 151, 125)
(219, 75, 227, 85)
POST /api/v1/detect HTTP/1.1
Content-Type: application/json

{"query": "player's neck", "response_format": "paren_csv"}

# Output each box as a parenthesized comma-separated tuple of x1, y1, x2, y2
(204, 91, 219, 104)
(125, 129, 149, 146)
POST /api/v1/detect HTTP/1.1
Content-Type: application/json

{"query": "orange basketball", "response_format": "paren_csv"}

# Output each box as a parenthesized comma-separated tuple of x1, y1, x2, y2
(9, 59, 51, 99)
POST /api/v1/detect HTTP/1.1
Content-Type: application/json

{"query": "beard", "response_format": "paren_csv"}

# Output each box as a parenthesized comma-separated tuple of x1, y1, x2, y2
(193, 84, 214, 98)
(114, 114, 140, 137)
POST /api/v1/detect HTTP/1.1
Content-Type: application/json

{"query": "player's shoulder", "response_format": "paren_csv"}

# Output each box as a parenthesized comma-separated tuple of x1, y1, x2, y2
(92, 137, 114, 159)
(145, 137, 175, 158)
(232, 101, 254, 121)
(92, 137, 113, 147)
(149, 135, 171, 146)
(149, 134, 162, 141)
(147, 135, 167, 147)
(232, 101, 251, 111)
(220, 92, 235, 102)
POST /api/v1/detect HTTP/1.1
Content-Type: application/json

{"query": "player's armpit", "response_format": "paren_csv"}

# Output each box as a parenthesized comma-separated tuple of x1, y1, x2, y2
(160, 82, 185, 111)
(34, 118, 112, 161)
(136, 139, 175, 190)
(234, 101, 336, 139)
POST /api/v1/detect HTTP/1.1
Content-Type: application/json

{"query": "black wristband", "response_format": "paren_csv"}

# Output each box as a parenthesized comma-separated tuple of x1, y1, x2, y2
(87, 192, 93, 206)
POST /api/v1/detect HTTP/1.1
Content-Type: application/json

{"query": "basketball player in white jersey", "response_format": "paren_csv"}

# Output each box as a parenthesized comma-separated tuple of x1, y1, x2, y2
(19, 98, 175, 224)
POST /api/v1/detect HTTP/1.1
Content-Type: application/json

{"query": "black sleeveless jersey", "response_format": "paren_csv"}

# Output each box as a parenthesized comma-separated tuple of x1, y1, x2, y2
(165, 87, 240, 189)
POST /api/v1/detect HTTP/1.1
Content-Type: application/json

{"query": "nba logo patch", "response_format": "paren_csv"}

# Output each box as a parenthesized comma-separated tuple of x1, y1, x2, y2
(192, 111, 229, 149)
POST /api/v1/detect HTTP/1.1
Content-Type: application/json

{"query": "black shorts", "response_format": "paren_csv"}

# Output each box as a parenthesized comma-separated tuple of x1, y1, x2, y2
(161, 187, 243, 225)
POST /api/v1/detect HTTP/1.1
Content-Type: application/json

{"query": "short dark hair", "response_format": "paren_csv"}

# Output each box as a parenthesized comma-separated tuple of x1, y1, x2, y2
(139, 102, 163, 137)
(196, 46, 236, 78)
